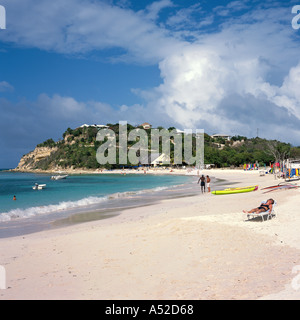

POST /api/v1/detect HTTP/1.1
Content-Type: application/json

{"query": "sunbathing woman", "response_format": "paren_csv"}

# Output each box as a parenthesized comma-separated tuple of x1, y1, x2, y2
(243, 199, 274, 214)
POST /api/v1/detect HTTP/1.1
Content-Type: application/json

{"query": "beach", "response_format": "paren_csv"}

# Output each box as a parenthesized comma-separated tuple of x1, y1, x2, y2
(1, 169, 300, 300)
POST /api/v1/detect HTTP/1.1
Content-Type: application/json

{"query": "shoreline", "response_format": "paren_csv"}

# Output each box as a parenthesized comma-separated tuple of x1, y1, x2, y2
(10, 167, 189, 175)
(9, 166, 260, 176)
(0, 175, 197, 239)
(1, 169, 300, 299)
(0, 172, 195, 238)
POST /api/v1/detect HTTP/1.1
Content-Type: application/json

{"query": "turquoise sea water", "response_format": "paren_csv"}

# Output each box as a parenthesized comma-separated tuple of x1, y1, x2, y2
(0, 171, 191, 224)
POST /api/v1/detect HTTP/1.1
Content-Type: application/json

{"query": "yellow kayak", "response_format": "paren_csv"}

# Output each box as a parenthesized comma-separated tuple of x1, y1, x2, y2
(212, 185, 258, 195)
(224, 185, 258, 191)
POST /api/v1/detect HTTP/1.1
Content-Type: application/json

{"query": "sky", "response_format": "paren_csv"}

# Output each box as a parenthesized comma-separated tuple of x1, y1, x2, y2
(1, 0, 300, 167)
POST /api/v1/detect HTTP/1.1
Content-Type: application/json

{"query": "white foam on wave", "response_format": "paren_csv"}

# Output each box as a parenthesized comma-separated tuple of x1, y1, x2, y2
(0, 184, 175, 222)
(0, 195, 108, 222)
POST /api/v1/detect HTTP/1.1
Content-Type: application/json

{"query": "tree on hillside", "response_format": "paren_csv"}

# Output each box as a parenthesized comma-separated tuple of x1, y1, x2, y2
(265, 140, 291, 163)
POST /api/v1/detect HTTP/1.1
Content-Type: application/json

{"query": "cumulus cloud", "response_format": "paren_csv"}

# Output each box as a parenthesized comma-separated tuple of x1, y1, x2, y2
(271, 63, 300, 118)
(1, 0, 300, 166)
(137, 4, 300, 144)
(0, 92, 167, 149)
(0, 0, 184, 63)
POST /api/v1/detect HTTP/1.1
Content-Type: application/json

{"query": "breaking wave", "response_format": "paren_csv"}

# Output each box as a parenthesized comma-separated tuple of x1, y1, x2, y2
(0, 185, 172, 222)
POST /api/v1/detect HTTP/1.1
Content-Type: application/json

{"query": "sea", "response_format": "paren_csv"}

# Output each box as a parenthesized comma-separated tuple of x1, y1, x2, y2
(0, 169, 197, 238)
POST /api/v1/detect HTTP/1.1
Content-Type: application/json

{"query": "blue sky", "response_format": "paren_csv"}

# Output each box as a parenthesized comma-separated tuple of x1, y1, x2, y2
(1, 0, 300, 167)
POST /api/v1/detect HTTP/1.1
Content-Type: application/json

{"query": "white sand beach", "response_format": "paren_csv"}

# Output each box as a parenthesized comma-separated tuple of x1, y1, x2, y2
(1, 169, 300, 300)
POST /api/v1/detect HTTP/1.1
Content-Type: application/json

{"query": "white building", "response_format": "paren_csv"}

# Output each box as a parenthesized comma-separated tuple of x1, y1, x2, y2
(79, 124, 109, 129)
(211, 134, 232, 141)
(140, 122, 152, 130)
(286, 159, 300, 169)
(140, 153, 171, 166)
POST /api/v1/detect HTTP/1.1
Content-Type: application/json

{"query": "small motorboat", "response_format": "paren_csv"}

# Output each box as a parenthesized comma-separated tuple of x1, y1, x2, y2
(32, 183, 46, 190)
(50, 175, 68, 180)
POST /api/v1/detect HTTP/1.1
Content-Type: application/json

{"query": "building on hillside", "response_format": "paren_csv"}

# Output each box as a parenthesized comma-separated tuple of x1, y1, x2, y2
(140, 153, 171, 167)
(211, 134, 232, 141)
(140, 122, 152, 130)
(79, 124, 109, 129)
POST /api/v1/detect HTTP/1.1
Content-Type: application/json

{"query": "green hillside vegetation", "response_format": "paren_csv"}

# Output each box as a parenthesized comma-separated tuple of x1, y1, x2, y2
(27, 124, 300, 170)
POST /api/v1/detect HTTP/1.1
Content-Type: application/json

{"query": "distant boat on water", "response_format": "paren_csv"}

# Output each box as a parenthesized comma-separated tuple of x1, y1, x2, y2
(51, 175, 68, 180)
(32, 183, 47, 190)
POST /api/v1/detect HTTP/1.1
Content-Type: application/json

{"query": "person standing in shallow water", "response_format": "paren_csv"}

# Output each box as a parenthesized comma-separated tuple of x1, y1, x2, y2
(198, 175, 206, 193)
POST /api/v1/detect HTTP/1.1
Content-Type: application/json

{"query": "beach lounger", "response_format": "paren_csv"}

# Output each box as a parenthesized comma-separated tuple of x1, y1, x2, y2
(246, 200, 277, 222)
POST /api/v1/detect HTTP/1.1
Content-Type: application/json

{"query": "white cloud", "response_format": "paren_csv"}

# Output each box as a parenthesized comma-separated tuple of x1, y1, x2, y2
(272, 63, 300, 117)
(0, 81, 14, 92)
(36, 94, 87, 120)
(153, 46, 229, 127)
(0, 0, 184, 64)
(1, 1, 300, 145)
(213, 0, 250, 17)
(166, 3, 214, 33)
(35, 93, 161, 127)
(144, 0, 174, 21)
(134, 4, 300, 143)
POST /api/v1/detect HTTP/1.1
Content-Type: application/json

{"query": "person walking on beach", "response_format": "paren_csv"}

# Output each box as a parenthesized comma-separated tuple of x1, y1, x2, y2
(198, 175, 206, 193)
(206, 175, 211, 192)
